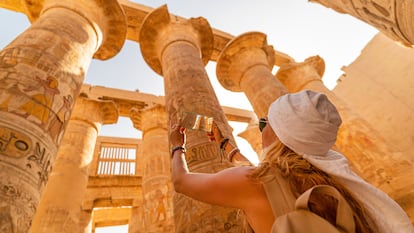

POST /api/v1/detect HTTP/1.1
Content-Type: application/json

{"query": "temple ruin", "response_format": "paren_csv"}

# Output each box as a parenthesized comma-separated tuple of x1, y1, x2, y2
(0, 0, 413, 232)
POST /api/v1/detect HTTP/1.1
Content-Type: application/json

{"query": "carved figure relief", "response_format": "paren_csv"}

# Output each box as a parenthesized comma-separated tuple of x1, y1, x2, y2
(47, 95, 73, 144)
(0, 179, 37, 233)
(15, 75, 60, 126)
(154, 189, 167, 222)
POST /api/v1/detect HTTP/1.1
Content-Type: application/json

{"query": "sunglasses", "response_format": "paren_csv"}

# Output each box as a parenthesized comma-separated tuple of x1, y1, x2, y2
(259, 118, 268, 132)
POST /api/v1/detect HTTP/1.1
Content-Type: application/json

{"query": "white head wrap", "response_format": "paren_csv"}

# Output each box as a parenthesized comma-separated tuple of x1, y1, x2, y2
(267, 90, 413, 233)
(267, 90, 341, 156)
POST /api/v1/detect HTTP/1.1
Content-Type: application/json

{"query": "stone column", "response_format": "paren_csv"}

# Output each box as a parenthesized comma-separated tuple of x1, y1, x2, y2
(128, 199, 145, 233)
(79, 209, 93, 233)
(238, 122, 263, 161)
(0, 1, 126, 231)
(275, 55, 414, 219)
(139, 5, 245, 232)
(216, 32, 288, 118)
(29, 97, 118, 232)
(129, 105, 174, 232)
(309, 0, 414, 46)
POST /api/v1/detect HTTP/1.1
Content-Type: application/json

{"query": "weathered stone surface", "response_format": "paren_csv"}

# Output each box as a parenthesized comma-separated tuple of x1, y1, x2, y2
(0, 0, 413, 231)
(310, 0, 414, 47)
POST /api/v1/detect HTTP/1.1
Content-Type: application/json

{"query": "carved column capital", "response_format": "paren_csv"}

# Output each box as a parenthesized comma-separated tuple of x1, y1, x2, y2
(139, 5, 213, 75)
(216, 32, 287, 117)
(276, 55, 325, 92)
(216, 31, 275, 92)
(22, 0, 128, 60)
(71, 96, 119, 130)
(130, 104, 167, 133)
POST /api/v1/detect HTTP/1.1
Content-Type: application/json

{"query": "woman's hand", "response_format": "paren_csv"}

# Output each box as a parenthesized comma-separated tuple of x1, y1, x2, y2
(170, 119, 186, 147)
(207, 121, 225, 143)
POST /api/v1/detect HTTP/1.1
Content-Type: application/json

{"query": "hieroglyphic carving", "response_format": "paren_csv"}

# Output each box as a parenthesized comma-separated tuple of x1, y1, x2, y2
(0, 179, 38, 233)
(185, 142, 221, 165)
(39, 206, 77, 232)
(144, 188, 168, 224)
(26, 142, 53, 188)
(173, 194, 245, 232)
(0, 126, 31, 158)
(0, 45, 80, 145)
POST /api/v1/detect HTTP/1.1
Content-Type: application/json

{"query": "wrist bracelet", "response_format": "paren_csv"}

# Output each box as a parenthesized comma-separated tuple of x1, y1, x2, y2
(227, 147, 239, 162)
(219, 138, 230, 150)
(171, 146, 186, 158)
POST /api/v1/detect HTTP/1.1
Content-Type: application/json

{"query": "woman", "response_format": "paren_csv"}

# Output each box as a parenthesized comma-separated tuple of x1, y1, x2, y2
(169, 90, 413, 233)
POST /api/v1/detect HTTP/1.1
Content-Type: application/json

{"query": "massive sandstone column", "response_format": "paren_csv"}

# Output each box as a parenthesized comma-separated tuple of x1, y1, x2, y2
(128, 200, 145, 233)
(139, 5, 246, 232)
(309, 0, 414, 46)
(275, 55, 414, 220)
(216, 32, 288, 118)
(29, 97, 119, 232)
(129, 105, 174, 232)
(0, 0, 126, 231)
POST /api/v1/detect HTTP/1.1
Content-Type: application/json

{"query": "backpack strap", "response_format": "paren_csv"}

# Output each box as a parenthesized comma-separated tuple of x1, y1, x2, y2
(262, 174, 296, 217)
(296, 185, 356, 233)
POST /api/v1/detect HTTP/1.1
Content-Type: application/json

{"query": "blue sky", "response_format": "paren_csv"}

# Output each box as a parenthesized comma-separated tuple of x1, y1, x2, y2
(0, 1, 378, 232)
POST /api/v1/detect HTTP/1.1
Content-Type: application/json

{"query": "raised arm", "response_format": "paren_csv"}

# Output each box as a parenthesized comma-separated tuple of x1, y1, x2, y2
(207, 122, 251, 164)
(169, 121, 260, 209)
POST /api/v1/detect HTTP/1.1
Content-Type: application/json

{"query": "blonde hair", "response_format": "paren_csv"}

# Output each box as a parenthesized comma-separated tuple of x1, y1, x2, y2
(249, 141, 378, 233)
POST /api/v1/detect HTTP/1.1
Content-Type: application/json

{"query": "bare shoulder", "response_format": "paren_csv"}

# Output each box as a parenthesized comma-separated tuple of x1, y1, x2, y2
(215, 166, 259, 185)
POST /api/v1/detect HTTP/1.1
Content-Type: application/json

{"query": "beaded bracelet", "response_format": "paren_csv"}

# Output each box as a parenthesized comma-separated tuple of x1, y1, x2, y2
(171, 146, 186, 158)
(219, 138, 230, 150)
(227, 147, 240, 162)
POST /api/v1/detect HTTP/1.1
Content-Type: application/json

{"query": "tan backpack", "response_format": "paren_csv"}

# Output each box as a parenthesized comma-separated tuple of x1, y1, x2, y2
(264, 177, 356, 233)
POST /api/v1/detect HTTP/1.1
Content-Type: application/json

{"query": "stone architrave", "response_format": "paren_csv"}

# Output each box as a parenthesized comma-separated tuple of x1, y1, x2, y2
(0, 0, 126, 231)
(29, 97, 119, 233)
(309, 0, 414, 46)
(129, 105, 174, 232)
(139, 5, 246, 232)
(275, 55, 414, 220)
(216, 32, 288, 118)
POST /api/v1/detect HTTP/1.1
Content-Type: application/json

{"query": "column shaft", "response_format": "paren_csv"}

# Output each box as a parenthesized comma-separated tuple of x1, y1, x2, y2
(128, 204, 145, 233)
(275, 56, 414, 220)
(216, 32, 288, 118)
(216, 32, 289, 163)
(29, 97, 118, 232)
(79, 210, 93, 233)
(140, 6, 245, 232)
(130, 105, 174, 232)
(0, 8, 98, 233)
(0, 0, 125, 230)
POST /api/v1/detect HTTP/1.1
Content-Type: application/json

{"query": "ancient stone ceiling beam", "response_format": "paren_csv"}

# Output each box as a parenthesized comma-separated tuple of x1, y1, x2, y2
(81, 84, 256, 123)
(80, 84, 164, 117)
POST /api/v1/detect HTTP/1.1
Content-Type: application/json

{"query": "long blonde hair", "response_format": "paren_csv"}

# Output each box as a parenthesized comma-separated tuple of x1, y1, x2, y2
(249, 141, 378, 233)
